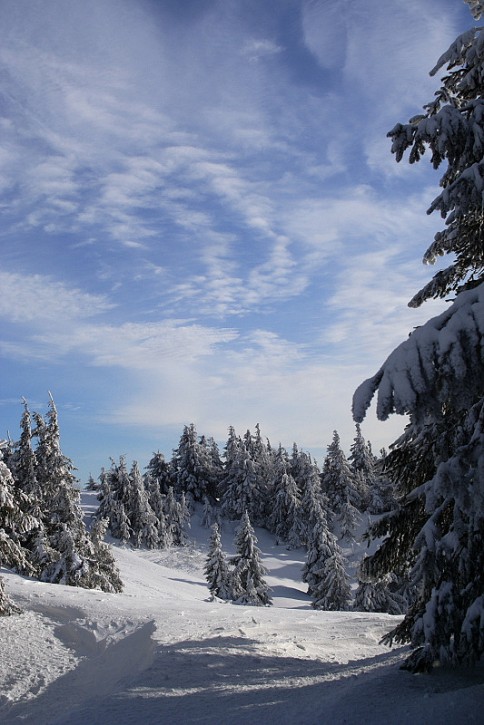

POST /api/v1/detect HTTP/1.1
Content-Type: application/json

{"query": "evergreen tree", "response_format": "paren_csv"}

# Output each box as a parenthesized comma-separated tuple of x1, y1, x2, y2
(0, 451, 36, 614)
(4, 403, 44, 567)
(4, 398, 122, 593)
(97, 457, 133, 543)
(88, 518, 123, 593)
(290, 445, 319, 500)
(353, 4, 484, 670)
(231, 512, 271, 606)
(348, 423, 375, 511)
(128, 461, 159, 549)
(299, 466, 328, 548)
(85, 474, 99, 492)
(172, 424, 219, 501)
(302, 501, 349, 609)
(310, 549, 351, 612)
(245, 425, 274, 525)
(267, 471, 304, 548)
(221, 445, 262, 523)
(145, 451, 172, 496)
(321, 431, 360, 541)
(204, 523, 231, 600)
(11, 401, 38, 498)
(202, 435, 224, 501)
(163, 487, 187, 546)
(31, 397, 95, 586)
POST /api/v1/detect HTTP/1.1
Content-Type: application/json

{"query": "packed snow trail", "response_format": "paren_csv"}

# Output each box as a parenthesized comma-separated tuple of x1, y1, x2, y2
(0, 494, 482, 724)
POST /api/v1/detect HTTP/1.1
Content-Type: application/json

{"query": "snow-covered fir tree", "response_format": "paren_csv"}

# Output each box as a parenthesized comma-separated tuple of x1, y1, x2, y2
(302, 497, 350, 610)
(321, 431, 360, 541)
(163, 487, 189, 546)
(348, 424, 375, 511)
(310, 549, 351, 612)
(220, 444, 262, 523)
(97, 457, 133, 543)
(88, 518, 123, 593)
(0, 449, 36, 614)
(204, 523, 231, 600)
(172, 424, 221, 501)
(267, 471, 304, 548)
(31, 398, 96, 586)
(299, 465, 327, 547)
(353, 4, 484, 671)
(244, 424, 274, 524)
(231, 511, 271, 606)
(128, 461, 159, 549)
(201, 435, 224, 501)
(145, 451, 172, 496)
(11, 401, 38, 498)
(85, 473, 99, 491)
(2, 396, 122, 593)
(290, 445, 319, 500)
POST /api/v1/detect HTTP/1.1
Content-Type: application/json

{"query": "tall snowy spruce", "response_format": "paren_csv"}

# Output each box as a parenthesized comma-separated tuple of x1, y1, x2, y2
(231, 512, 272, 606)
(321, 431, 360, 541)
(204, 523, 231, 600)
(353, 1, 484, 671)
(302, 494, 351, 611)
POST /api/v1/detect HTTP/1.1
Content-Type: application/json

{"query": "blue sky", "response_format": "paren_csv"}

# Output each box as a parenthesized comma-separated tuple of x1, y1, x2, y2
(0, 0, 473, 482)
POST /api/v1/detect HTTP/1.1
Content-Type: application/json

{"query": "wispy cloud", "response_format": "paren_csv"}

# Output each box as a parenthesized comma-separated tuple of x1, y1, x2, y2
(0, 0, 471, 477)
(0, 272, 113, 324)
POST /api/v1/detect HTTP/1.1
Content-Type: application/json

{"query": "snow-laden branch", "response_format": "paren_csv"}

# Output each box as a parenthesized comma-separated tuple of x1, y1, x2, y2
(353, 282, 484, 423)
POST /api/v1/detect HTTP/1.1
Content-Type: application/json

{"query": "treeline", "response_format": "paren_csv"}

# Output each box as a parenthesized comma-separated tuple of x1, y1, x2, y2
(0, 400, 407, 617)
(92, 421, 404, 612)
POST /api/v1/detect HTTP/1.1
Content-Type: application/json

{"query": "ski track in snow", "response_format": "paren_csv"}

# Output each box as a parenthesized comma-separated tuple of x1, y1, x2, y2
(0, 493, 483, 725)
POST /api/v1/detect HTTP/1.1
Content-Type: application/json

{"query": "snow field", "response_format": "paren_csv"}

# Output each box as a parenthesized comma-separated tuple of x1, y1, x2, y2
(0, 493, 482, 724)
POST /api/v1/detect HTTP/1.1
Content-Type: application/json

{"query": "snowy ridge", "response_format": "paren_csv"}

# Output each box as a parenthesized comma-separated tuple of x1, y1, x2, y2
(0, 492, 482, 725)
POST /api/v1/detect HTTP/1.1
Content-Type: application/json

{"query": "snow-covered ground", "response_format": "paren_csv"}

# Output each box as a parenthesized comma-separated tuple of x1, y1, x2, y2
(0, 493, 482, 725)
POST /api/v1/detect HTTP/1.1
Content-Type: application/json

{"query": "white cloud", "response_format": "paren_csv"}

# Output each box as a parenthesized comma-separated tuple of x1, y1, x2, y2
(0, 272, 113, 324)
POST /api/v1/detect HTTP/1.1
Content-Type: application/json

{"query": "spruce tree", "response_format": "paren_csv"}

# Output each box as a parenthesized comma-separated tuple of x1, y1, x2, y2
(88, 518, 123, 593)
(0, 451, 36, 614)
(231, 512, 271, 606)
(267, 471, 304, 548)
(145, 451, 172, 496)
(310, 550, 351, 612)
(204, 523, 231, 600)
(128, 461, 159, 549)
(353, 2, 484, 670)
(348, 424, 375, 511)
(31, 398, 95, 586)
(172, 424, 220, 501)
(164, 487, 187, 546)
(321, 431, 360, 541)
(299, 466, 328, 547)
(302, 500, 350, 610)
(221, 445, 261, 523)
(97, 457, 133, 543)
